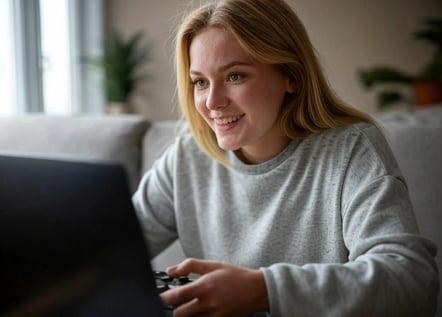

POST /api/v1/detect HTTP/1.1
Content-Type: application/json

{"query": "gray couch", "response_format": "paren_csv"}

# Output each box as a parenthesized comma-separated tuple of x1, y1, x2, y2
(0, 106, 441, 314)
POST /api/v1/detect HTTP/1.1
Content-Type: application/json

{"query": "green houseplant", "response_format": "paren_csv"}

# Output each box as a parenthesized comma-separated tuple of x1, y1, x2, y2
(358, 17, 442, 110)
(96, 30, 152, 113)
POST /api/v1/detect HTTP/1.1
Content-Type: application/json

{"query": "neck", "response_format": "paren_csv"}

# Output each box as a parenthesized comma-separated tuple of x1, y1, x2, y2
(235, 136, 290, 164)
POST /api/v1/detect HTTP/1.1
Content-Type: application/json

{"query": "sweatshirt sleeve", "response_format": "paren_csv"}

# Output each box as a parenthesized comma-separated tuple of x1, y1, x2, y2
(261, 125, 439, 317)
(132, 142, 178, 259)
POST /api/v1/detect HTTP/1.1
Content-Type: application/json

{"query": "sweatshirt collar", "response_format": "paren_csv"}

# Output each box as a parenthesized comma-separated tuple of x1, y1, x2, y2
(228, 138, 300, 175)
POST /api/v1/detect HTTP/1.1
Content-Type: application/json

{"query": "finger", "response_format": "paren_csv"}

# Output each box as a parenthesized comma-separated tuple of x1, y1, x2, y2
(167, 258, 223, 276)
(160, 280, 201, 307)
(173, 297, 207, 317)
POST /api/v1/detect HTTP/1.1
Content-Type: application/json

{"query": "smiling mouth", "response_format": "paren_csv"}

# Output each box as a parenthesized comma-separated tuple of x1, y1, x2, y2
(213, 115, 244, 125)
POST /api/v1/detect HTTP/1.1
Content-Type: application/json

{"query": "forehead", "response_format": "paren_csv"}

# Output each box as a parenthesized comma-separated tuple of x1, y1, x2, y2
(189, 27, 251, 71)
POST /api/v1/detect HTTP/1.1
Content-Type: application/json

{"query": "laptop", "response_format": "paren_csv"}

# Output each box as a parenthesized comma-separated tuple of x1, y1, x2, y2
(0, 154, 165, 317)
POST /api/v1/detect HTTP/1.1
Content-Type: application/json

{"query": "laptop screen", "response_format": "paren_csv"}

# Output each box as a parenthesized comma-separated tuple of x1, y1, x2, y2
(0, 154, 165, 317)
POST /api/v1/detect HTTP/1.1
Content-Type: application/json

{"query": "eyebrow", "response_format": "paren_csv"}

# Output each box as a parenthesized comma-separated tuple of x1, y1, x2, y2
(190, 61, 254, 76)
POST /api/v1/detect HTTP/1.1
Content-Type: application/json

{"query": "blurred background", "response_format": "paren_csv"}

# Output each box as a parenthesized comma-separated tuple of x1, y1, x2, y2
(1, 0, 441, 120)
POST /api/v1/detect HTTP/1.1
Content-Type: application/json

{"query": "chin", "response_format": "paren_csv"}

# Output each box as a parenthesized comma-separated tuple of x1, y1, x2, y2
(217, 143, 240, 151)
(216, 138, 241, 152)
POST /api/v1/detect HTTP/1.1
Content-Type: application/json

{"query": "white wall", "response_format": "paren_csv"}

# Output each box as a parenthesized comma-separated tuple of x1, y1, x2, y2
(106, 0, 442, 121)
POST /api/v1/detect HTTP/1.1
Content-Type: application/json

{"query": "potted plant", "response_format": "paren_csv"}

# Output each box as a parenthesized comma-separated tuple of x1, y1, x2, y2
(358, 17, 442, 110)
(93, 30, 152, 114)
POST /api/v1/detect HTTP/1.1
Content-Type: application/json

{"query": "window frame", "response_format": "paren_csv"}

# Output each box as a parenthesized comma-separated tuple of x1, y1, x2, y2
(13, 0, 44, 113)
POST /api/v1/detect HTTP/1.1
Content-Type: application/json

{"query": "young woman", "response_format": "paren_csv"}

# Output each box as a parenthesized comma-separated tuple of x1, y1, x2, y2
(133, 0, 439, 316)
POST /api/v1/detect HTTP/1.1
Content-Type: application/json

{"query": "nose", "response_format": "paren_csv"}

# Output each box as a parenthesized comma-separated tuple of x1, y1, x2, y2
(206, 84, 228, 110)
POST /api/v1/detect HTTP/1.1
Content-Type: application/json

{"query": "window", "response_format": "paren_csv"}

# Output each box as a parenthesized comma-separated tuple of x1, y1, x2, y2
(0, 0, 104, 116)
(0, 0, 16, 115)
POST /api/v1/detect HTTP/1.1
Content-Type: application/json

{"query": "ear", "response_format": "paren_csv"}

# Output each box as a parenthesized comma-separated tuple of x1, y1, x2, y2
(285, 77, 296, 93)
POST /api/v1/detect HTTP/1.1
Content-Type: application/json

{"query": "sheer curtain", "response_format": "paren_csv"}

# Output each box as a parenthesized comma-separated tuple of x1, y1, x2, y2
(0, 0, 105, 115)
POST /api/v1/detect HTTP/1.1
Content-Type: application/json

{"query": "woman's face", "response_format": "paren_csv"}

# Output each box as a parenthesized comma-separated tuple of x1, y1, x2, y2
(189, 27, 295, 164)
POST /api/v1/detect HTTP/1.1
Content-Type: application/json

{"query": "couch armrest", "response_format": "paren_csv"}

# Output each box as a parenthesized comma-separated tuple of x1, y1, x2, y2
(376, 105, 442, 315)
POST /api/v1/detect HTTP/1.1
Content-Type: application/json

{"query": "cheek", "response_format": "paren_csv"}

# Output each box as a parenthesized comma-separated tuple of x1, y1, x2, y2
(194, 93, 209, 117)
(258, 86, 287, 115)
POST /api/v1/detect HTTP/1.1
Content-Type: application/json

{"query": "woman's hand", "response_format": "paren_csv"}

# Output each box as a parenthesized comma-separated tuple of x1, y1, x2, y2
(160, 258, 269, 317)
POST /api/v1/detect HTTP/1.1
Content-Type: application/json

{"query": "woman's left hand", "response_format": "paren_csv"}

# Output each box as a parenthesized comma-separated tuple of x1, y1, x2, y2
(160, 258, 269, 317)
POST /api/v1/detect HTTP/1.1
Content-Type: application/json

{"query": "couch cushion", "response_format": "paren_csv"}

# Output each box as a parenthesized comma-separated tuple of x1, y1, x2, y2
(0, 114, 150, 192)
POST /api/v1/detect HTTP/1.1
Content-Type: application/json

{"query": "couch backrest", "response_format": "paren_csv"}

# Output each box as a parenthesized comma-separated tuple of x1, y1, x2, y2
(0, 114, 150, 192)
(141, 120, 181, 174)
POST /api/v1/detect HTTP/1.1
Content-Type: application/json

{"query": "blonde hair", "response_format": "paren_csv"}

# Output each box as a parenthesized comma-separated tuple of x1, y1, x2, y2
(175, 0, 373, 165)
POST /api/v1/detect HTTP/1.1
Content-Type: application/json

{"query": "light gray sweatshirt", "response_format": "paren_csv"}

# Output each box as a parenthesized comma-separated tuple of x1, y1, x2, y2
(133, 122, 439, 316)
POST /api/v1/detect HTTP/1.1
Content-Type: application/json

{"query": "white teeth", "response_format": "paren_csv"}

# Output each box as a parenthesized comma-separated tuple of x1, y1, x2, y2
(214, 115, 242, 125)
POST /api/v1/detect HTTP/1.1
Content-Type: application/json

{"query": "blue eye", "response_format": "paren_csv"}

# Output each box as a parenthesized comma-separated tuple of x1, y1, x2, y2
(192, 79, 206, 88)
(228, 73, 243, 82)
